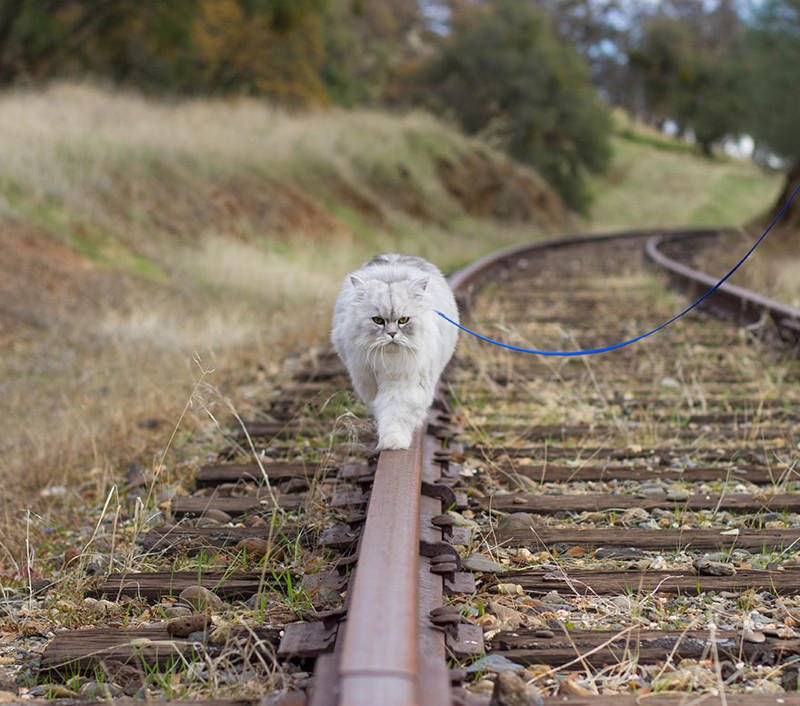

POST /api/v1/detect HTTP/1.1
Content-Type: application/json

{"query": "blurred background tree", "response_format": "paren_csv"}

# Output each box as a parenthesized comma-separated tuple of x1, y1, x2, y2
(621, 0, 747, 155)
(408, 0, 612, 214)
(745, 0, 800, 238)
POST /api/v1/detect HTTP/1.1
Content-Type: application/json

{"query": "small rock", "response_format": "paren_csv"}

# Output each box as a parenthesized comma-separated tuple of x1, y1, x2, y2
(164, 606, 193, 619)
(557, 675, 594, 696)
(40, 485, 68, 499)
(476, 614, 502, 629)
(514, 548, 535, 563)
(540, 590, 566, 606)
(463, 554, 505, 573)
(742, 622, 766, 643)
(449, 511, 479, 528)
(496, 513, 537, 534)
(282, 478, 310, 494)
(466, 653, 524, 674)
(693, 557, 736, 576)
(44, 685, 79, 698)
(235, 538, 272, 558)
(490, 670, 543, 706)
(197, 508, 233, 525)
(612, 595, 633, 611)
(665, 488, 690, 502)
(78, 681, 124, 699)
(488, 601, 524, 629)
(472, 679, 496, 695)
(87, 599, 118, 615)
(179, 586, 222, 612)
(245, 592, 277, 610)
(495, 583, 524, 596)
(167, 613, 212, 638)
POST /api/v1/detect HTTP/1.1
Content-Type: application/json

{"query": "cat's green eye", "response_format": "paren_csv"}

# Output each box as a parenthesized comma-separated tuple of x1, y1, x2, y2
(372, 316, 385, 325)
(398, 317, 409, 324)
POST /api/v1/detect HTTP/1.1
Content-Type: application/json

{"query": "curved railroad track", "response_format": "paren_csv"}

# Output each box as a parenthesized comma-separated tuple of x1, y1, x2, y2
(34, 227, 800, 706)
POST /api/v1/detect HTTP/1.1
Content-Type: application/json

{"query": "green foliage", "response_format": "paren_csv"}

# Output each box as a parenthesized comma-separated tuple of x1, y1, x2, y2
(626, 10, 747, 155)
(0, 0, 332, 105)
(417, 0, 612, 214)
(319, 0, 423, 107)
(746, 0, 800, 165)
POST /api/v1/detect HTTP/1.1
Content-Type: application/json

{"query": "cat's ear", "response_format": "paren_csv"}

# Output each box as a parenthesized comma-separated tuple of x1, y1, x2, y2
(349, 275, 366, 299)
(411, 277, 428, 297)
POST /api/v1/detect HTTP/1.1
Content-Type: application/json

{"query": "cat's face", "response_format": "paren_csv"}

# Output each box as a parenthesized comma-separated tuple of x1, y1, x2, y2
(350, 277, 428, 352)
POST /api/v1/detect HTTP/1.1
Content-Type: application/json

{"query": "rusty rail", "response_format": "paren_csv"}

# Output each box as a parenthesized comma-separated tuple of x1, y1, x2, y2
(645, 231, 800, 347)
(338, 433, 423, 706)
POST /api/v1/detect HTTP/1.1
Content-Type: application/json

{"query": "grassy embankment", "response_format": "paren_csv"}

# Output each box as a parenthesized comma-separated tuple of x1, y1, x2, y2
(0, 82, 784, 549)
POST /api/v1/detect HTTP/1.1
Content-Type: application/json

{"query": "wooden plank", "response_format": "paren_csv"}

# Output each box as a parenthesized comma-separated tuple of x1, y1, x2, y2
(478, 491, 800, 514)
(195, 462, 333, 487)
(484, 416, 796, 441)
(170, 491, 302, 518)
(537, 698, 800, 706)
(493, 568, 800, 595)
(89, 570, 284, 602)
(139, 525, 305, 555)
(474, 444, 786, 463)
(499, 462, 791, 484)
(496, 526, 800, 552)
(490, 627, 800, 667)
(39, 625, 279, 676)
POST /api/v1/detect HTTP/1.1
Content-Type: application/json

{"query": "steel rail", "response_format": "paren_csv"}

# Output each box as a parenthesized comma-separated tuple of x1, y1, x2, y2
(338, 431, 423, 706)
(645, 231, 800, 347)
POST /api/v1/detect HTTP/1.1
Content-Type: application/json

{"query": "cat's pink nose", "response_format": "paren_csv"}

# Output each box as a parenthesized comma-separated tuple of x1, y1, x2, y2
(388, 331, 396, 338)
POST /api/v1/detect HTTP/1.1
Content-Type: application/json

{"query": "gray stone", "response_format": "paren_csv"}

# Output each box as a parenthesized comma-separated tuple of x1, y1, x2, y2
(462, 554, 506, 573)
(466, 653, 525, 674)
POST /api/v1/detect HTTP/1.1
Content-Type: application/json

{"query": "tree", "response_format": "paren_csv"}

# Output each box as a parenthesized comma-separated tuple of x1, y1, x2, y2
(623, 4, 747, 154)
(320, 0, 425, 106)
(0, 0, 332, 106)
(416, 0, 612, 213)
(0, 0, 129, 85)
(745, 0, 800, 242)
(192, 0, 329, 104)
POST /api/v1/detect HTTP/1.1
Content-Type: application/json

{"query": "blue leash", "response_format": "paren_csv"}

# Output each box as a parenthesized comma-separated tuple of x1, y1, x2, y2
(437, 181, 800, 357)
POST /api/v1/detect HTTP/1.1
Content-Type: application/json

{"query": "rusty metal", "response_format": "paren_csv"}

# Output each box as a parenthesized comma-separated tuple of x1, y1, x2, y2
(645, 231, 800, 345)
(338, 429, 424, 706)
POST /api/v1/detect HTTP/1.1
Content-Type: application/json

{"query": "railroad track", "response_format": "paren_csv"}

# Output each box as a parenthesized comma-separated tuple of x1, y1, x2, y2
(33, 227, 800, 706)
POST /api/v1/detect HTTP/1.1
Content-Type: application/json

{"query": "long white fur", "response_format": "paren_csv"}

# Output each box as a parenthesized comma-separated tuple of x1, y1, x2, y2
(331, 253, 459, 450)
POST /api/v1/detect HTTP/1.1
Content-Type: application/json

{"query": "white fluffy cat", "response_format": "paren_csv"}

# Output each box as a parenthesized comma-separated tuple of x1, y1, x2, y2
(331, 253, 459, 450)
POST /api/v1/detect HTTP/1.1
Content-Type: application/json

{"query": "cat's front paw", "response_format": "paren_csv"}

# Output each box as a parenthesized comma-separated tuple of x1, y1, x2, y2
(377, 430, 413, 450)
